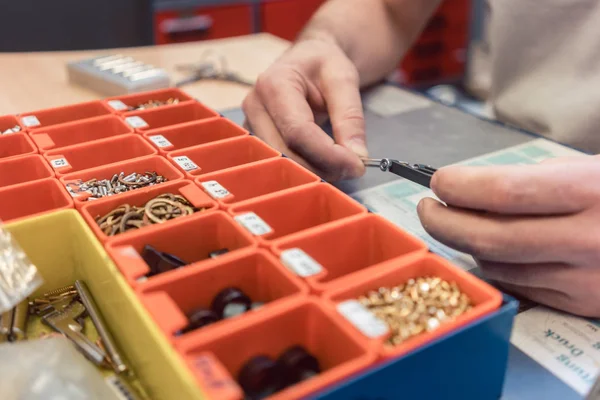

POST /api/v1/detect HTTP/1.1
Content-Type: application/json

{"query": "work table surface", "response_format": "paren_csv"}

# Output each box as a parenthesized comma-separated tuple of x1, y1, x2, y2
(0, 33, 289, 114)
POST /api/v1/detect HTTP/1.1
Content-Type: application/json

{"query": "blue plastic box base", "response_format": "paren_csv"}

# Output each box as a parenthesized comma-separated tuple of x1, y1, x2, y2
(313, 295, 518, 400)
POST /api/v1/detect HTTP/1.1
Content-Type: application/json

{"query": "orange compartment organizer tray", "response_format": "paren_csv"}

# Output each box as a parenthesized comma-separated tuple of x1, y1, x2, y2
(135, 249, 308, 344)
(43, 134, 157, 177)
(0, 178, 73, 223)
(0, 133, 37, 160)
(18, 100, 113, 130)
(197, 157, 321, 208)
(178, 297, 377, 400)
(313, 273, 516, 400)
(143, 118, 249, 155)
(123, 101, 219, 131)
(322, 252, 502, 359)
(271, 213, 428, 294)
(0, 154, 54, 188)
(80, 180, 217, 243)
(167, 135, 281, 178)
(30, 115, 133, 152)
(60, 155, 185, 207)
(228, 182, 367, 246)
(105, 210, 257, 286)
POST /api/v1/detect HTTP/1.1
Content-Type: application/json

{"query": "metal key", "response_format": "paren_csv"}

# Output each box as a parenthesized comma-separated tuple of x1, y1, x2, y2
(75, 280, 127, 374)
(42, 301, 108, 367)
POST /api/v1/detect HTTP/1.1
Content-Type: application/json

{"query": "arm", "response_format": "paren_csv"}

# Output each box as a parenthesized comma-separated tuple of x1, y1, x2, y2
(243, 0, 440, 181)
(299, 0, 442, 86)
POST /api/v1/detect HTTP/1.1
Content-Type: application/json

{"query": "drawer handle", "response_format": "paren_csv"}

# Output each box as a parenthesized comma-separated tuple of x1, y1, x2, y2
(160, 15, 213, 37)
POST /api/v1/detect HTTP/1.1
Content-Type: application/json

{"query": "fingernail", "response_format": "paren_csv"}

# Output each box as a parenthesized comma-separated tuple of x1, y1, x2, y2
(345, 138, 368, 158)
(417, 199, 425, 214)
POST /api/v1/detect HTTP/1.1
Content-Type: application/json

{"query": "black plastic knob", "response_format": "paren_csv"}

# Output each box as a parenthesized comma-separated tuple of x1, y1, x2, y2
(237, 355, 286, 399)
(211, 287, 252, 319)
(277, 345, 320, 385)
(177, 307, 220, 335)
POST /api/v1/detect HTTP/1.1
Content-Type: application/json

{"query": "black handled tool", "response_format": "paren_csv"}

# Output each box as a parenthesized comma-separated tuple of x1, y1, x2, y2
(361, 158, 437, 188)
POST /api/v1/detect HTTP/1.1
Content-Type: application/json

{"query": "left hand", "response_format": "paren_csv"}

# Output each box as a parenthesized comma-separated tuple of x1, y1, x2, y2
(416, 155, 600, 317)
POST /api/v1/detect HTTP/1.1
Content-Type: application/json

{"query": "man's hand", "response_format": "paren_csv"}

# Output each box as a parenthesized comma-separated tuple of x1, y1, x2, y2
(416, 155, 600, 317)
(242, 37, 368, 181)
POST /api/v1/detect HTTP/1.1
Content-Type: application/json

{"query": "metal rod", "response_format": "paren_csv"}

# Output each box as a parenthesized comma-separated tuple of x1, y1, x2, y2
(75, 280, 127, 374)
(360, 157, 384, 167)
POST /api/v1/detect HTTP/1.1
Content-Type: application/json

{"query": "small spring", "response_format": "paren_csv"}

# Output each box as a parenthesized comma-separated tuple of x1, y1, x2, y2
(42, 285, 76, 298)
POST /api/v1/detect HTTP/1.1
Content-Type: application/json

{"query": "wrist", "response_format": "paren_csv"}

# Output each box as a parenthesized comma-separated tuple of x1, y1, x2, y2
(297, 28, 342, 50)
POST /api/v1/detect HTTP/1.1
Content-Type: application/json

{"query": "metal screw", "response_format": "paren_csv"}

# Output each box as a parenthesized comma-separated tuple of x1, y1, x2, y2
(66, 171, 168, 201)
(1, 125, 21, 135)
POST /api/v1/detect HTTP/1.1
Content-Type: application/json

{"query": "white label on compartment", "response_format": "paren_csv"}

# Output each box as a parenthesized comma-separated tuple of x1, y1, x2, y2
(201, 181, 230, 199)
(21, 115, 40, 127)
(50, 158, 69, 169)
(107, 100, 129, 111)
(234, 212, 272, 236)
(173, 156, 198, 172)
(125, 116, 149, 128)
(119, 246, 141, 259)
(280, 248, 323, 277)
(337, 300, 390, 338)
(148, 134, 173, 148)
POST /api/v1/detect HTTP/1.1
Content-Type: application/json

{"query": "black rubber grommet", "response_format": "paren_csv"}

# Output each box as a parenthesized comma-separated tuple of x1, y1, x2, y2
(211, 287, 252, 319)
(237, 355, 285, 399)
(277, 345, 320, 385)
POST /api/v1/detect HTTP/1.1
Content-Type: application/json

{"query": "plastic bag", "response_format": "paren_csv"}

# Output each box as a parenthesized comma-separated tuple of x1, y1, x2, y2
(0, 336, 119, 399)
(0, 222, 43, 314)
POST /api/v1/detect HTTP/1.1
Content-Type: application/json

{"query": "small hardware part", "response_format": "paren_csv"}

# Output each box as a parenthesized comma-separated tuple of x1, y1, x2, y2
(66, 171, 168, 201)
(361, 157, 437, 188)
(0, 308, 13, 341)
(1, 125, 21, 134)
(237, 355, 286, 400)
(177, 289, 266, 335)
(75, 280, 127, 374)
(356, 277, 473, 347)
(42, 301, 109, 367)
(9, 300, 28, 341)
(30, 281, 132, 376)
(94, 193, 202, 236)
(277, 345, 320, 385)
(30, 293, 77, 316)
(175, 50, 253, 88)
(211, 287, 253, 319)
(177, 308, 220, 335)
(42, 284, 77, 299)
(208, 248, 230, 259)
(129, 98, 180, 111)
(141, 245, 188, 277)
(237, 346, 321, 399)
